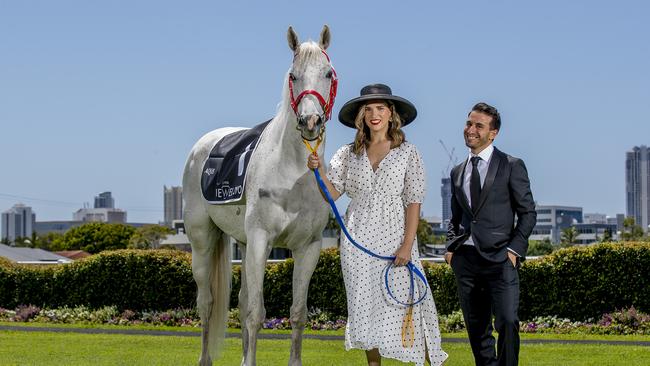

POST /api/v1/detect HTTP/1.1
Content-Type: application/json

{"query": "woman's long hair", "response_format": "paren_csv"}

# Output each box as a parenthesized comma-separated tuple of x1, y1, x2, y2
(352, 100, 405, 155)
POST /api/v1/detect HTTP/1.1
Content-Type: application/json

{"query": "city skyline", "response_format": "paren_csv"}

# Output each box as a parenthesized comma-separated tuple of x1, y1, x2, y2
(2, 1, 649, 223)
(0, 179, 630, 226)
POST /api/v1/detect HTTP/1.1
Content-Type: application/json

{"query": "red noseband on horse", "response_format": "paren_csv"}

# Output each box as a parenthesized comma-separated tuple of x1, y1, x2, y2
(288, 50, 338, 122)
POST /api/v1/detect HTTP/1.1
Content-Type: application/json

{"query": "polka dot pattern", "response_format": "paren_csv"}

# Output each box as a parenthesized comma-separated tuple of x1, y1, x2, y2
(327, 142, 448, 365)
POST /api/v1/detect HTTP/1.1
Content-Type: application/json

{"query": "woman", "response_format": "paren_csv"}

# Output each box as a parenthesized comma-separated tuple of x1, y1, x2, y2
(308, 84, 448, 365)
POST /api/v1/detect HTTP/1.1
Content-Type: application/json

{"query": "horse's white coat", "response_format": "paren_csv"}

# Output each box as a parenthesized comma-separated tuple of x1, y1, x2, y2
(183, 26, 334, 366)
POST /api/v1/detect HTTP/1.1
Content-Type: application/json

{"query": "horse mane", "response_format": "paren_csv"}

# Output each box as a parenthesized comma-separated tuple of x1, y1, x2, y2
(276, 41, 327, 119)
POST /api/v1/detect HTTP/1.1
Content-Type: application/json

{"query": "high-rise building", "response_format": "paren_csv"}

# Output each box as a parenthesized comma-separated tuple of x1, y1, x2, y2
(94, 191, 115, 209)
(164, 186, 183, 227)
(440, 177, 452, 228)
(75, 192, 125, 223)
(626, 146, 650, 232)
(1, 204, 35, 243)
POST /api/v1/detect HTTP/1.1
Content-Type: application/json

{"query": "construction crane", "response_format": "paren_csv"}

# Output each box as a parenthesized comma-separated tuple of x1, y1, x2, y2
(439, 140, 458, 176)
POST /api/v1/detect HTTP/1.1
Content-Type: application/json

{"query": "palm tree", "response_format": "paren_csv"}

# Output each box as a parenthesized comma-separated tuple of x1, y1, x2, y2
(560, 226, 579, 246)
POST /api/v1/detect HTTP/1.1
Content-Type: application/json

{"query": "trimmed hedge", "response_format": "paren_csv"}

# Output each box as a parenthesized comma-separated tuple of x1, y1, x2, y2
(230, 248, 349, 317)
(2, 250, 195, 311)
(519, 243, 650, 320)
(0, 256, 17, 307)
(1, 243, 649, 320)
(423, 262, 459, 316)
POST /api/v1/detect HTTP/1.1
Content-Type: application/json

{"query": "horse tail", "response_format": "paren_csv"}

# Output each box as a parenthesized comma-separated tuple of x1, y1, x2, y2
(207, 231, 232, 360)
(183, 129, 236, 363)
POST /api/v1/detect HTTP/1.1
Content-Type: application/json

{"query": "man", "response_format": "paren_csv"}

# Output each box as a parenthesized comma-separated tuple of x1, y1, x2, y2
(445, 102, 536, 366)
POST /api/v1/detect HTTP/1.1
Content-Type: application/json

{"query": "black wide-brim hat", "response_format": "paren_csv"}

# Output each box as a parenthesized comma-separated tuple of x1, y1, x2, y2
(338, 83, 417, 128)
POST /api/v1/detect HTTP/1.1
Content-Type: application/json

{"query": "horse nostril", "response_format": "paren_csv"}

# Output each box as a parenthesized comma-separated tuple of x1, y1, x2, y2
(299, 115, 321, 130)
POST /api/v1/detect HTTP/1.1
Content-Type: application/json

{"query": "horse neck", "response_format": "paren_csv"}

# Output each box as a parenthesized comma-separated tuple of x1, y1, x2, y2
(264, 77, 326, 171)
(266, 107, 312, 169)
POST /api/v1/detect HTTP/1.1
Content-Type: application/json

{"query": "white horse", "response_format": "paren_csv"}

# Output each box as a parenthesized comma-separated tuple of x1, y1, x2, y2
(183, 25, 335, 366)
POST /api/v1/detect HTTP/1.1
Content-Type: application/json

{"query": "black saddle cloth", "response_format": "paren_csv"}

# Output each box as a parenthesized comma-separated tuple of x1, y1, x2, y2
(201, 120, 271, 203)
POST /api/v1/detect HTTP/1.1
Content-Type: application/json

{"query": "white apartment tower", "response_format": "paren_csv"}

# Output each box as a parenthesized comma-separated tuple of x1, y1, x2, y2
(1, 204, 35, 243)
(164, 185, 183, 227)
(626, 146, 650, 231)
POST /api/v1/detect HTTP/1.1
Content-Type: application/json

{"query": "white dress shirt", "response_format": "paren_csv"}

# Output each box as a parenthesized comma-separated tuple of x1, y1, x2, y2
(462, 144, 494, 247)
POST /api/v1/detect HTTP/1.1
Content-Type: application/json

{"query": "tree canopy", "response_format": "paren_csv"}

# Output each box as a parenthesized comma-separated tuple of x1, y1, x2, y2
(51, 222, 136, 254)
(128, 225, 174, 249)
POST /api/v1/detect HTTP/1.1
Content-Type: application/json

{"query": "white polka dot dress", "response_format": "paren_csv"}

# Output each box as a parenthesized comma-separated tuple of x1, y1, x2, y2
(327, 142, 448, 366)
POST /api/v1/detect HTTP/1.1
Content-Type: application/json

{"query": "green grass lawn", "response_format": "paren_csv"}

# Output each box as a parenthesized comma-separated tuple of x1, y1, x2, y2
(0, 326, 649, 365)
(4, 321, 650, 342)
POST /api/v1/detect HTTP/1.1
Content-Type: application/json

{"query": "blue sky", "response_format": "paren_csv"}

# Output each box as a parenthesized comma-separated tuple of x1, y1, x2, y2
(1, 1, 649, 223)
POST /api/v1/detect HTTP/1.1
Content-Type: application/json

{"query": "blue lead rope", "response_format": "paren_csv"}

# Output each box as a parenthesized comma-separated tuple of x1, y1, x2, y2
(313, 168, 428, 307)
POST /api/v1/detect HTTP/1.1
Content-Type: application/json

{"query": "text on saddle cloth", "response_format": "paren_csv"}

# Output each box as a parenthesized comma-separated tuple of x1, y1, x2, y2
(201, 120, 271, 204)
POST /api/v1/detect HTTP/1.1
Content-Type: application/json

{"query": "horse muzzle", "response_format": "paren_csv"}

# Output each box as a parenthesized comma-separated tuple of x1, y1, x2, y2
(297, 114, 324, 141)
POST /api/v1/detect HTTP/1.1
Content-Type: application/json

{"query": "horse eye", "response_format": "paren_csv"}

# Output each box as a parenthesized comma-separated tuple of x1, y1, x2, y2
(289, 73, 297, 81)
(325, 70, 333, 79)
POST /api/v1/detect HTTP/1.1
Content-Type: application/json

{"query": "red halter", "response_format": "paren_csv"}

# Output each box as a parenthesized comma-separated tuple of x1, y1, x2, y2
(288, 50, 338, 121)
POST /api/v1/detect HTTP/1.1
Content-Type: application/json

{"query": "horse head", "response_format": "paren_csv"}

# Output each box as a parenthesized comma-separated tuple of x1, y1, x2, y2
(287, 25, 337, 141)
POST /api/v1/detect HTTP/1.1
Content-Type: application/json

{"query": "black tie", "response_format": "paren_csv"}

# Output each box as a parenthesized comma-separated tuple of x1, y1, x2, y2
(470, 156, 482, 212)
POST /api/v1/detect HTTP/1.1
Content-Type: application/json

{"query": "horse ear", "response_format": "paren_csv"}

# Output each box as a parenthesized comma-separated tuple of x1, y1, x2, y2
(287, 26, 300, 53)
(319, 25, 331, 50)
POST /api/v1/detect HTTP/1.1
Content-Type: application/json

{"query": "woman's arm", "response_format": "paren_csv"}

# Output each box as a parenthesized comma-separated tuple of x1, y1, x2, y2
(308, 153, 342, 201)
(394, 202, 421, 265)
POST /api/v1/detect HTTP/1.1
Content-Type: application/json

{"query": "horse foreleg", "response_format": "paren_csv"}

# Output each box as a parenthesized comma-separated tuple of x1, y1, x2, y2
(242, 230, 272, 366)
(288, 241, 322, 366)
(237, 242, 250, 365)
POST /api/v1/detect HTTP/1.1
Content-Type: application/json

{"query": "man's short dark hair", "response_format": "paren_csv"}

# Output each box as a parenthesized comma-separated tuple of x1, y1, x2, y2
(470, 102, 501, 131)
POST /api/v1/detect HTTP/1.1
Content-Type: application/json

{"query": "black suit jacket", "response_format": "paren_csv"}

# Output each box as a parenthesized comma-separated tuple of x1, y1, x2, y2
(446, 147, 536, 262)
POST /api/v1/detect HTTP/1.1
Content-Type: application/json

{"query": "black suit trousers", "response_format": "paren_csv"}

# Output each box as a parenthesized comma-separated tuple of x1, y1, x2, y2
(451, 245, 520, 366)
